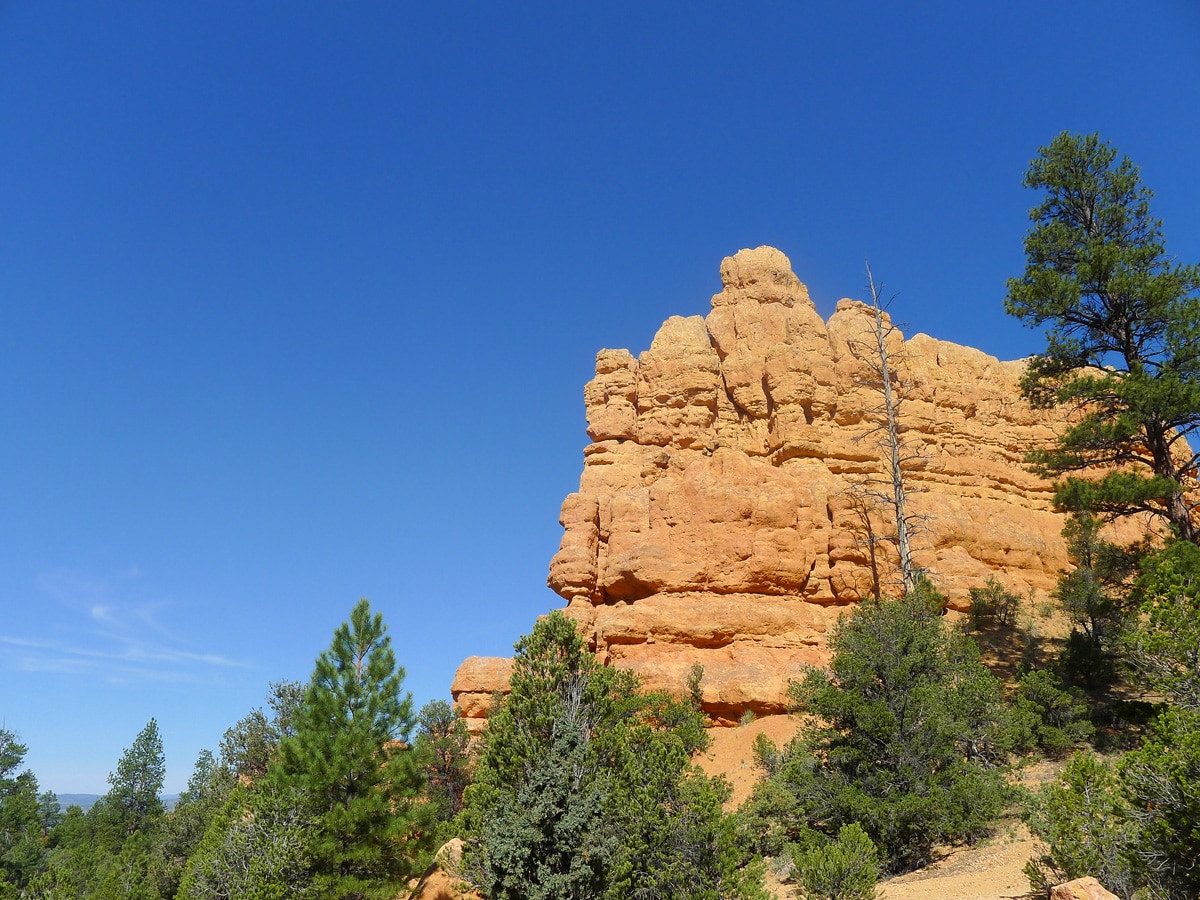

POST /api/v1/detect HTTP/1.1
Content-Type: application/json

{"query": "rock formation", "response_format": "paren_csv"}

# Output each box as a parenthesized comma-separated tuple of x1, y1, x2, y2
(450, 656, 512, 730)
(408, 839, 481, 900)
(453, 246, 1128, 727)
(1050, 877, 1120, 900)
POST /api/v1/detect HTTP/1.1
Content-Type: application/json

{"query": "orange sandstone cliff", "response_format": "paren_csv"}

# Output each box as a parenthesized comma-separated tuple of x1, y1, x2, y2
(454, 246, 1082, 728)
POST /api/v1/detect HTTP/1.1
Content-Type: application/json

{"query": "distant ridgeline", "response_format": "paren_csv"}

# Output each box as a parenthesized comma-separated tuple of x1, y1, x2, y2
(453, 246, 1159, 726)
(55, 793, 179, 812)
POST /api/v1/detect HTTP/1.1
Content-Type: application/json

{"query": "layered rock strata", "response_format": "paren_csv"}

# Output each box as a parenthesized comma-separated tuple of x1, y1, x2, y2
(455, 246, 1093, 727)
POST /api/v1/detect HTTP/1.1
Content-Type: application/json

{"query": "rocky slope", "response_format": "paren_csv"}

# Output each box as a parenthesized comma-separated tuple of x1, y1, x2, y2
(454, 246, 1104, 726)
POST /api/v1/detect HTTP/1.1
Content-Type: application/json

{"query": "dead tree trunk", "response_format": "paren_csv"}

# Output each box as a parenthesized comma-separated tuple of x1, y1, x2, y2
(841, 263, 927, 597)
(864, 264, 918, 593)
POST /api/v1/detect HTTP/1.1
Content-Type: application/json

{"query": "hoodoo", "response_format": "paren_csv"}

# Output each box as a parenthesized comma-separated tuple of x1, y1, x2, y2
(454, 246, 1091, 727)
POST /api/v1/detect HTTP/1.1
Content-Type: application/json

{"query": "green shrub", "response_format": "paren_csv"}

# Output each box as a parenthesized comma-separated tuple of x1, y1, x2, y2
(733, 766, 804, 861)
(742, 588, 1010, 873)
(751, 733, 784, 778)
(1121, 544, 1200, 897)
(793, 824, 879, 900)
(1023, 752, 1138, 899)
(1011, 668, 1094, 756)
(177, 785, 317, 900)
(1118, 708, 1200, 899)
(967, 578, 1022, 629)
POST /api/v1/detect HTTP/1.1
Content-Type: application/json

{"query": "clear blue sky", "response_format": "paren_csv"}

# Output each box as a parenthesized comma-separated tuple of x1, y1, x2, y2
(2, 2, 1197, 794)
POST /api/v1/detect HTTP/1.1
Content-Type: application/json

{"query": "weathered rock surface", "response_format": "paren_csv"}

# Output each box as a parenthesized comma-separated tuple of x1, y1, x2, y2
(408, 839, 481, 900)
(1050, 877, 1120, 900)
(450, 656, 513, 732)
(453, 246, 1143, 726)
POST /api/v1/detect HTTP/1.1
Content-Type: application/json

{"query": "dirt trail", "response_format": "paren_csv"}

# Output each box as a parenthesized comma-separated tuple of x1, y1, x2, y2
(876, 826, 1038, 900)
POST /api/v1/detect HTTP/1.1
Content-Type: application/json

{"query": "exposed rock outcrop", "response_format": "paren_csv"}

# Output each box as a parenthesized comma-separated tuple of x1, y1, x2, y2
(1050, 877, 1120, 900)
(450, 656, 513, 727)
(454, 246, 1139, 726)
(408, 839, 480, 900)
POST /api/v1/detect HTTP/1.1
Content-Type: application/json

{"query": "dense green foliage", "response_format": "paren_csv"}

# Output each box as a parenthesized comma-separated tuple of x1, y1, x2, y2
(1005, 131, 1200, 541)
(154, 750, 235, 896)
(480, 703, 611, 900)
(1053, 515, 1141, 685)
(0, 729, 58, 897)
(1010, 668, 1095, 756)
(740, 586, 1010, 873)
(1119, 708, 1200, 897)
(413, 700, 472, 842)
(178, 785, 317, 900)
(1127, 539, 1200, 709)
(1024, 752, 1139, 898)
(1026, 539, 1200, 900)
(1117, 541, 1200, 897)
(461, 610, 763, 900)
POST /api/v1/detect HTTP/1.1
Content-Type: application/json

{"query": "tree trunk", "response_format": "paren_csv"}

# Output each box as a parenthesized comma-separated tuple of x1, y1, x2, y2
(866, 266, 918, 593)
(1148, 431, 1197, 543)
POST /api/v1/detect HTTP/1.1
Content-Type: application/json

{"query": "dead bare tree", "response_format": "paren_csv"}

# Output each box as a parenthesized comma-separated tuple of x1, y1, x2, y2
(844, 263, 927, 595)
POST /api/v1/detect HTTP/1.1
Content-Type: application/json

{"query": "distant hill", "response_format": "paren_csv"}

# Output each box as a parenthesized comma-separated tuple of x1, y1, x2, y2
(55, 794, 179, 812)
(56, 794, 101, 812)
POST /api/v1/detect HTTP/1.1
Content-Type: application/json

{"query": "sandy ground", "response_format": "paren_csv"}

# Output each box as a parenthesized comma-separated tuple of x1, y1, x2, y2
(698, 714, 802, 808)
(759, 819, 1039, 900)
(876, 826, 1038, 900)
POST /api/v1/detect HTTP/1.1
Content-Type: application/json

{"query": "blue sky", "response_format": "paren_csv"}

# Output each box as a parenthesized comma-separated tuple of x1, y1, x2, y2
(2, 2, 1198, 794)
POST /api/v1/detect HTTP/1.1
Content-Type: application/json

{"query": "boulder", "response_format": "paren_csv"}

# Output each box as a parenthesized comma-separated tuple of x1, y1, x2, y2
(449, 657, 512, 733)
(408, 839, 481, 900)
(1050, 876, 1120, 900)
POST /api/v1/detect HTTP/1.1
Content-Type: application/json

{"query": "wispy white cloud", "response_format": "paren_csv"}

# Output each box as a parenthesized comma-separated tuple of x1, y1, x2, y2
(0, 635, 241, 669)
(0, 568, 248, 683)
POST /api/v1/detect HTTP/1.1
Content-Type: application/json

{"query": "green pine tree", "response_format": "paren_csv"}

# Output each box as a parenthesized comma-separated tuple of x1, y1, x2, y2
(0, 728, 53, 894)
(270, 598, 423, 897)
(105, 718, 166, 835)
(1005, 131, 1200, 541)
